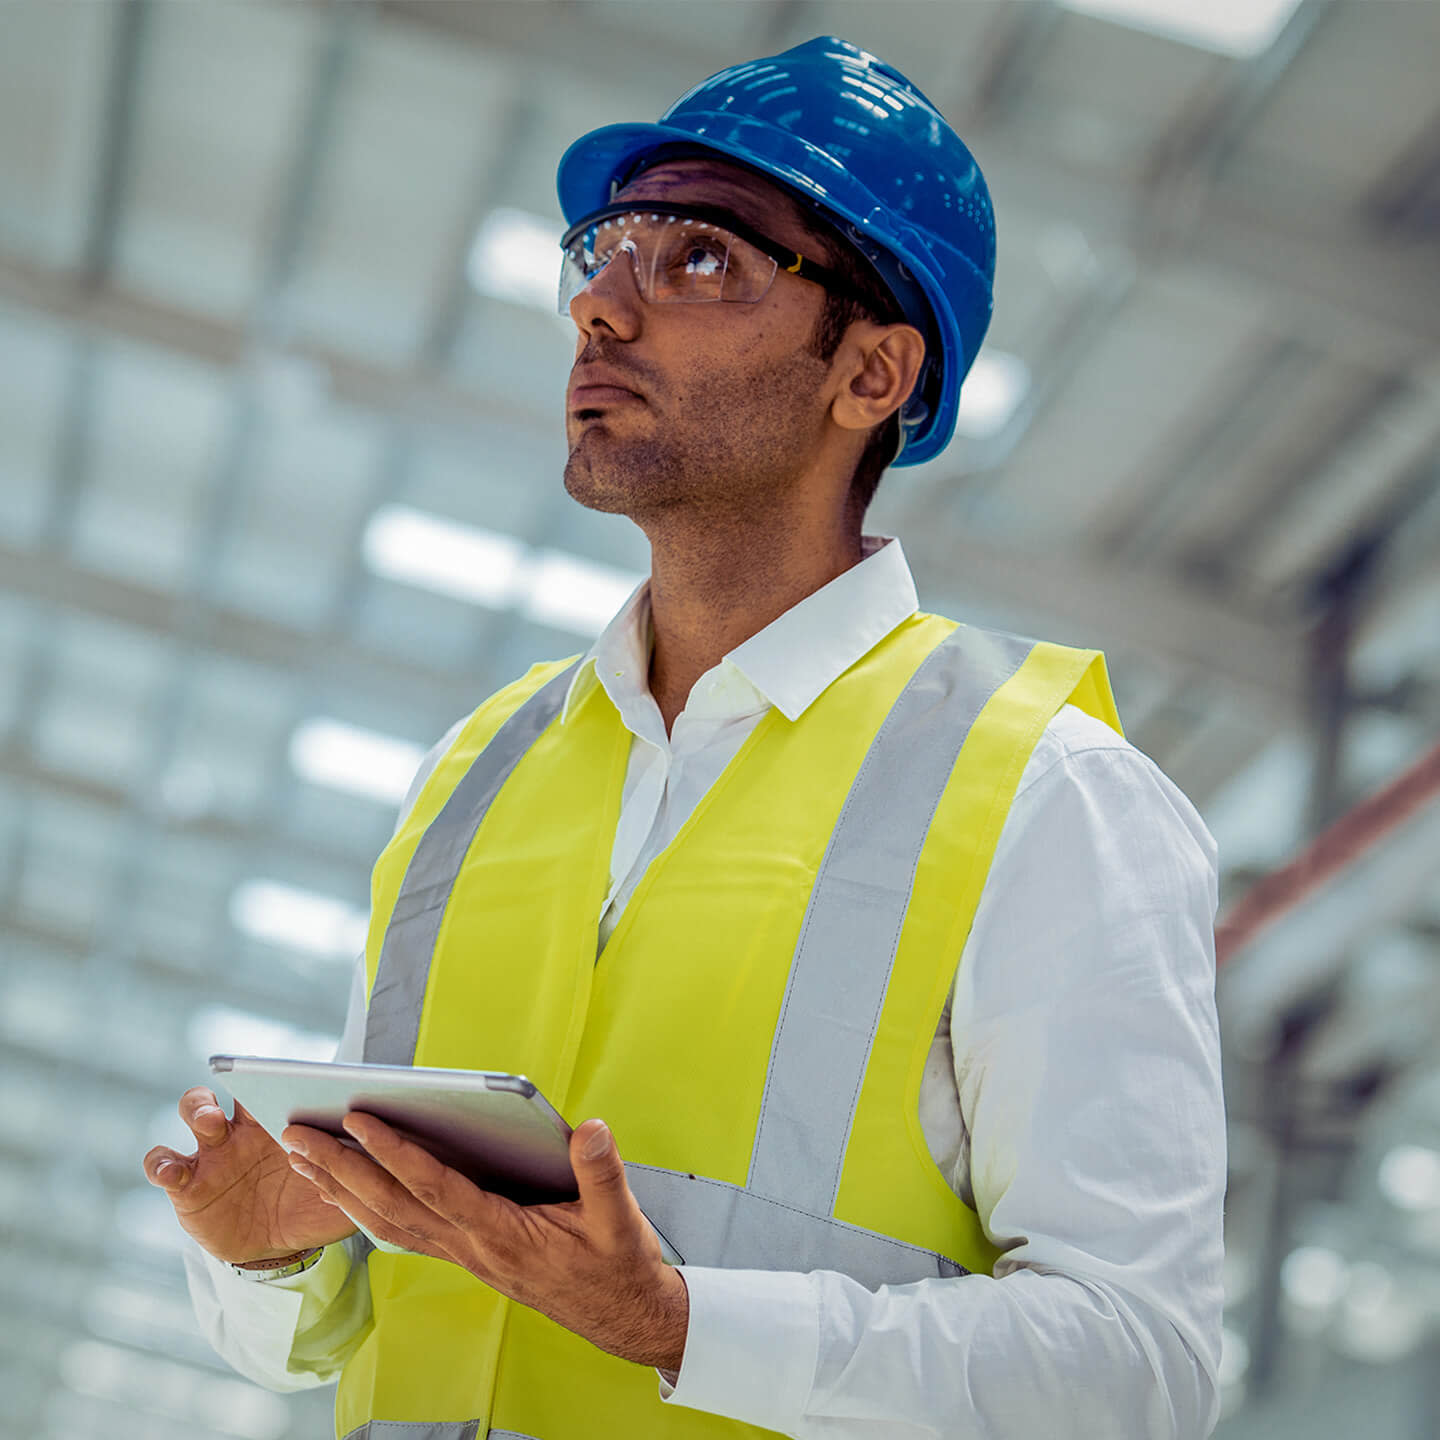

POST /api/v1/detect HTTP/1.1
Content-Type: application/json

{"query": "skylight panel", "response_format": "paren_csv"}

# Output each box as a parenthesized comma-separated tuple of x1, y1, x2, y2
(1378, 1145, 1440, 1212)
(1060, 0, 1304, 56)
(289, 717, 425, 806)
(468, 206, 567, 314)
(187, 1000, 341, 1063)
(361, 505, 643, 637)
(226, 881, 369, 963)
(518, 549, 645, 637)
(955, 350, 1030, 440)
(363, 503, 525, 609)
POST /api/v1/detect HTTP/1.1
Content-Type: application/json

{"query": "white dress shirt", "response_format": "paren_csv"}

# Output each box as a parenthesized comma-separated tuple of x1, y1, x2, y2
(186, 536, 1226, 1439)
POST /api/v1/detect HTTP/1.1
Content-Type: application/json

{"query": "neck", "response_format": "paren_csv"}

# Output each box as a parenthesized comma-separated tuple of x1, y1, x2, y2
(642, 502, 864, 735)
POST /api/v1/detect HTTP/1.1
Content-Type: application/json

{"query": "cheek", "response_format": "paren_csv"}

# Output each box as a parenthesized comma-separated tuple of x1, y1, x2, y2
(669, 319, 795, 391)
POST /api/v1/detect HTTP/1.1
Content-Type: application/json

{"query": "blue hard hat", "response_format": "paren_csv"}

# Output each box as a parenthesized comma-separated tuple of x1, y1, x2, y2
(556, 36, 995, 467)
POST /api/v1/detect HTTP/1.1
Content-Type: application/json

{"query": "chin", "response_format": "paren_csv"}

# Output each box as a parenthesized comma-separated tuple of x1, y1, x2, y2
(563, 437, 687, 518)
(562, 454, 640, 516)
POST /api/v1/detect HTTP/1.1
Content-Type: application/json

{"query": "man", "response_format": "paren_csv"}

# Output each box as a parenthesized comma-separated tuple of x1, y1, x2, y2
(146, 37, 1225, 1440)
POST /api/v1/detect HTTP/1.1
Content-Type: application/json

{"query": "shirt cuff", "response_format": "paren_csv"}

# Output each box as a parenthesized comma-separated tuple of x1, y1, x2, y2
(659, 1267, 819, 1433)
(184, 1241, 357, 1389)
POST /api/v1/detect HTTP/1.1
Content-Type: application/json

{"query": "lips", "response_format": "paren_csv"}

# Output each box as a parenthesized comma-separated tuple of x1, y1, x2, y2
(570, 384, 642, 407)
(569, 366, 646, 411)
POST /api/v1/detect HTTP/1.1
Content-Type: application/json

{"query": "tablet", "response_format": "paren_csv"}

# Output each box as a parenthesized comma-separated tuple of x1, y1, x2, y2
(210, 1055, 577, 1206)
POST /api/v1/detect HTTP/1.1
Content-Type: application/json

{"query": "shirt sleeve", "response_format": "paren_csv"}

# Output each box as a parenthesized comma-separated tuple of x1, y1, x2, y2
(182, 1231, 374, 1391)
(183, 716, 470, 1387)
(662, 716, 1227, 1439)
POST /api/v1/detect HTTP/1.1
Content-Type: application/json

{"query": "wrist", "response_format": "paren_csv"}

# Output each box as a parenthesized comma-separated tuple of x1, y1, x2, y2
(229, 1247, 325, 1282)
(649, 1266, 690, 1373)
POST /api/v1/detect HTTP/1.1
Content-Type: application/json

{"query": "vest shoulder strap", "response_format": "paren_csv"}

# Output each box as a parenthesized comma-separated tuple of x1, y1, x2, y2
(363, 656, 581, 1062)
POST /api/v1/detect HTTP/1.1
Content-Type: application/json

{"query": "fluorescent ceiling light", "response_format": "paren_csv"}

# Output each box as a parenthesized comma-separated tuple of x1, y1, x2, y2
(518, 549, 644, 637)
(364, 503, 525, 608)
(60, 1339, 289, 1440)
(290, 717, 425, 806)
(955, 349, 1029, 439)
(1378, 1144, 1440, 1211)
(362, 505, 645, 637)
(468, 206, 566, 314)
(1060, 0, 1303, 56)
(228, 879, 369, 961)
(187, 1001, 341, 1063)
(1280, 1244, 1347, 1309)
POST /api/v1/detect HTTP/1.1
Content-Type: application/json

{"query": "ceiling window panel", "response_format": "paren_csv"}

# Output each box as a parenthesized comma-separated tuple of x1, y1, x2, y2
(0, 306, 71, 546)
(113, 1, 320, 321)
(0, 0, 112, 266)
(210, 404, 384, 629)
(31, 613, 175, 792)
(288, 24, 511, 367)
(69, 339, 230, 591)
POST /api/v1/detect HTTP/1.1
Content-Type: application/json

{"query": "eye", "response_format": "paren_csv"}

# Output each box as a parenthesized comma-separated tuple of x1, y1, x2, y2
(669, 233, 727, 276)
(683, 243, 723, 274)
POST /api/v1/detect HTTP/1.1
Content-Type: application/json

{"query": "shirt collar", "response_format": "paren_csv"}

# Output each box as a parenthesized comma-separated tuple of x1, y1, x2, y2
(560, 535, 919, 726)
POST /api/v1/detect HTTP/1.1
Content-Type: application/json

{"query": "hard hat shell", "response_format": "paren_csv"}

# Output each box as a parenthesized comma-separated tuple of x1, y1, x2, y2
(556, 36, 995, 467)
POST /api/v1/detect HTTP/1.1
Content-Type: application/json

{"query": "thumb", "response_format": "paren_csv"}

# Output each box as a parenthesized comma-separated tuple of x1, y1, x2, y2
(571, 1119, 629, 1215)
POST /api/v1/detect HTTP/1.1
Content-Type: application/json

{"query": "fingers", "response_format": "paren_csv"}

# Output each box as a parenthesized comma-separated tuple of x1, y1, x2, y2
(283, 1122, 428, 1225)
(290, 1164, 439, 1258)
(570, 1120, 634, 1237)
(338, 1114, 490, 1225)
(284, 1120, 463, 1259)
(142, 1145, 191, 1191)
(179, 1086, 230, 1148)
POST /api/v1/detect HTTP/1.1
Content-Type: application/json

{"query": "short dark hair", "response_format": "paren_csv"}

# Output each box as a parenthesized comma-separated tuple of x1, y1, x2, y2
(795, 213, 908, 517)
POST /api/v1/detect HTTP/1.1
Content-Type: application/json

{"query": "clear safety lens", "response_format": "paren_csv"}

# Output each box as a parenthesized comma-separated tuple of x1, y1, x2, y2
(558, 211, 778, 312)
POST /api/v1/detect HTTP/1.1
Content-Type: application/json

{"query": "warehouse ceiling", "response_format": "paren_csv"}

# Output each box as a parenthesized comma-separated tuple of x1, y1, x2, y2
(0, 2, 1438, 1435)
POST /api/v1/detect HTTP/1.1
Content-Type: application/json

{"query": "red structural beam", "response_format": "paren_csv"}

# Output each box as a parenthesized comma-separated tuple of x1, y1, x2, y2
(1214, 737, 1440, 967)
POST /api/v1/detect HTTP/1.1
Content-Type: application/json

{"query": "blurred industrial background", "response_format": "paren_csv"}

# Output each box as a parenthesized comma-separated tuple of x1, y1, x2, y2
(1, 0, 1438, 1436)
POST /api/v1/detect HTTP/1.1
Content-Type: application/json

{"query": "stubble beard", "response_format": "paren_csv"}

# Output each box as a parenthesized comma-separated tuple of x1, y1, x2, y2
(563, 347, 830, 526)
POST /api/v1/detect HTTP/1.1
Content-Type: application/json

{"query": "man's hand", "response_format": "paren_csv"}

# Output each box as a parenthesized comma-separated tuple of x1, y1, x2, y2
(142, 1087, 358, 1263)
(281, 1113, 689, 1372)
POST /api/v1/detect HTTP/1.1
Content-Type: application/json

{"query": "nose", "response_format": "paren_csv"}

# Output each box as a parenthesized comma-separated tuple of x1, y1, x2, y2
(568, 240, 644, 340)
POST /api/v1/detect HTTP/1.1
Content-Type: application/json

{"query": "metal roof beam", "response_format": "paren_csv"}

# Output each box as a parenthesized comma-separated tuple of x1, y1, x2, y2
(901, 526, 1306, 724)
(0, 251, 550, 442)
(0, 536, 481, 716)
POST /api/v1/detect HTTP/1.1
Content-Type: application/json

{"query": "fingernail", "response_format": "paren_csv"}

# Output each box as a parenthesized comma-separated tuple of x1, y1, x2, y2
(156, 1161, 183, 1186)
(285, 1138, 309, 1158)
(197, 1106, 223, 1130)
(290, 1157, 315, 1178)
(583, 1122, 611, 1159)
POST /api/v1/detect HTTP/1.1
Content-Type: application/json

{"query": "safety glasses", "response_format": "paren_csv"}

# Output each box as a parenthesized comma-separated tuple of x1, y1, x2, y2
(557, 202, 867, 314)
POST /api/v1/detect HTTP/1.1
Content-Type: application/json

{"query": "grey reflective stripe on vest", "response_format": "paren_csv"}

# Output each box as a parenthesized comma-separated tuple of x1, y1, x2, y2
(746, 625, 1034, 1218)
(625, 1162, 965, 1288)
(341, 1423, 480, 1440)
(364, 662, 580, 1065)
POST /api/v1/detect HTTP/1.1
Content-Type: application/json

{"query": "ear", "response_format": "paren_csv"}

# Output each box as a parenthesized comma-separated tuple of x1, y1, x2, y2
(830, 322, 926, 435)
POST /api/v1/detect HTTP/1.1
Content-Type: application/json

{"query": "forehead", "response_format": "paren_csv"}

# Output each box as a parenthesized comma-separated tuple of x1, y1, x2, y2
(614, 156, 816, 247)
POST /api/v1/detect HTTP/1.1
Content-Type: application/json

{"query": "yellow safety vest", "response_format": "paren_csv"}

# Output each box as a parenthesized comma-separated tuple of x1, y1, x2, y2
(335, 614, 1121, 1440)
